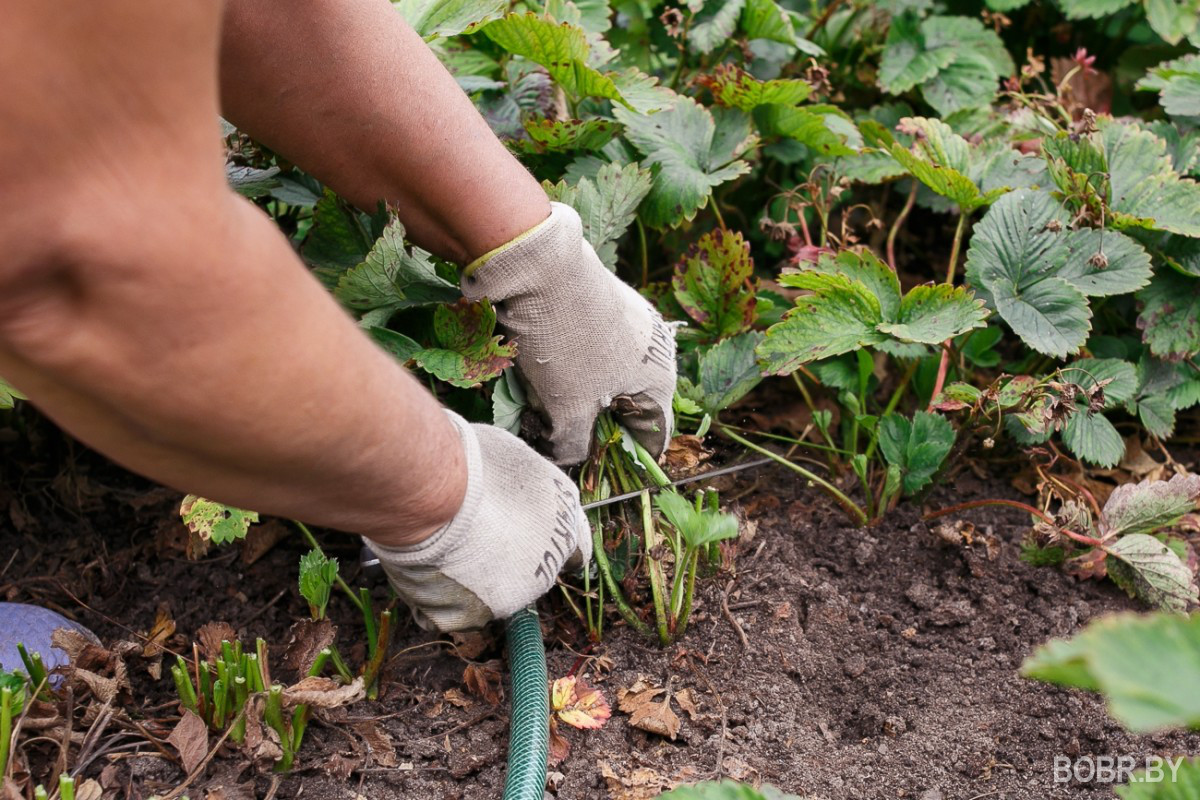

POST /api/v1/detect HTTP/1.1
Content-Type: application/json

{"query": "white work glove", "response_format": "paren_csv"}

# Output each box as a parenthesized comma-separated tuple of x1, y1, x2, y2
(369, 410, 591, 631)
(461, 202, 677, 465)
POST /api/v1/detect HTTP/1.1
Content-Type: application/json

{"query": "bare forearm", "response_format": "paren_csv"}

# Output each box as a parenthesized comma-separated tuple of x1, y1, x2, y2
(0, 195, 464, 546)
(219, 0, 548, 264)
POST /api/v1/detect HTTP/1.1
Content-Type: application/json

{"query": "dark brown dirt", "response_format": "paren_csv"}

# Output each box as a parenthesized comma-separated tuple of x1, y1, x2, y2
(3, 420, 1198, 800)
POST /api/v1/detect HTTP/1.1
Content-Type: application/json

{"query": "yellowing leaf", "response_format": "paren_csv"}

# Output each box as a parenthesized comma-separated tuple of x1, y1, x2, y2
(551, 675, 612, 730)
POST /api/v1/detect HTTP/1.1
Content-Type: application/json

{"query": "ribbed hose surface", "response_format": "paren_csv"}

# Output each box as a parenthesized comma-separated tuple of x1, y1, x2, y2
(503, 607, 549, 800)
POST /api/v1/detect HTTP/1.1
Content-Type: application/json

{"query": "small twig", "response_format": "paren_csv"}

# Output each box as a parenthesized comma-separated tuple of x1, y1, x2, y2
(886, 181, 918, 270)
(720, 580, 749, 650)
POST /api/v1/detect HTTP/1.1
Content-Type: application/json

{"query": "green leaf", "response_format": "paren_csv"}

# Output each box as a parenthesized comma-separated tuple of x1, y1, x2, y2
(1118, 759, 1200, 799)
(740, 0, 822, 54)
(886, 117, 1006, 211)
(1137, 271, 1200, 361)
(491, 368, 527, 434)
(0, 376, 24, 410)
(614, 96, 753, 228)
(788, 250, 901, 318)
(226, 164, 281, 198)
(1101, 473, 1200, 539)
(1106, 533, 1199, 612)
(298, 548, 339, 620)
(875, 284, 988, 344)
(992, 277, 1092, 360)
(1058, 0, 1136, 17)
(1104, 120, 1200, 237)
(334, 218, 459, 313)
(698, 332, 765, 414)
(543, 161, 653, 269)
(1138, 393, 1177, 438)
(1061, 410, 1124, 467)
(302, 189, 374, 271)
(655, 492, 740, 549)
(877, 411, 956, 495)
(413, 299, 517, 387)
(1061, 357, 1139, 406)
(1022, 612, 1200, 730)
(518, 117, 623, 153)
(689, 0, 746, 55)
(878, 14, 958, 94)
(180, 496, 259, 546)
(393, 0, 506, 39)
(369, 327, 423, 362)
(658, 780, 804, 800)
(1145, 0, 1200, 45)
(1140, 54, 1200, 117)
(757, 277, 885, 374)
(609, 68, 677, 115)
(920, 51, 1000, 117)
(704, 65, 812, 111)
(672, 228, 757, 339)
(753, 104, 859, 157)
(483, 13, 626, 105)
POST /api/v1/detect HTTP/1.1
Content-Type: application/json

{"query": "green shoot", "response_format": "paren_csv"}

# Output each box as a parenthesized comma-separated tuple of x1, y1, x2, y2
(298, 548, 338, 620)
(58, 774, 75, 800)
(1, 671, 27, 782)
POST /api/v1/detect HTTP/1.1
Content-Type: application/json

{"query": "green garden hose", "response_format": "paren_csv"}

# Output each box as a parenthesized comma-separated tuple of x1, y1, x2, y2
(503, 607, 549, 800)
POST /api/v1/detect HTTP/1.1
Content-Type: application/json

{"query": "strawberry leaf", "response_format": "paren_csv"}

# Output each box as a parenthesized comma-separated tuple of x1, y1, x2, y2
(704, 65, 812, 111)
(1061, 410, 1125, 468)
(740, 0, 822, 55)
(0, 376, 24, 410)
(878, 14, 958, 95)
(180, 496, 259, 546)
(1137, 271, 1200, 361)
(298, 549, 339, 620)
(1103, 120, 1200, 237)
(885, 117, 1008, 211)
(615, 97, 753, 228)
(757, 276, 885, 374)
(1101, 473, 1200, 540)
(1022, 612, 1200, 732)
(689, 0, 746, 55)
(551, 676, 612, 730)
(334, 218, 459, 315)
(698, 331, 765, 414)
(1118, 759, 1200, 798)
(517, 117, 623, 153)
(1106, 533, 1199, 612)
(543, 161, 654, 268)
(672, 228, 757, 340)
(393, 0, 506, 39)
(878, 411, 956, 495)
(414, 299, 517, 388)
(875, 284, 989, 345)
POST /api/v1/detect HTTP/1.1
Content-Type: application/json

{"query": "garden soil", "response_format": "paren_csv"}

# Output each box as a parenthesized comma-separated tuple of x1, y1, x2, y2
(2, 429, 1197, 800)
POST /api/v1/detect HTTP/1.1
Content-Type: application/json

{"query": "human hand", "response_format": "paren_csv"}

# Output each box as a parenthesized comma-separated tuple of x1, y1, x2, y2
(368, 410, 591, 631)
(462, 202, 677, 465)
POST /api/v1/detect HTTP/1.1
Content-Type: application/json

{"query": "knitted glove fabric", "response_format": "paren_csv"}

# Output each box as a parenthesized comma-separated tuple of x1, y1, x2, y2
(462, 202, 677, 465)
(369, 410, 591, 631)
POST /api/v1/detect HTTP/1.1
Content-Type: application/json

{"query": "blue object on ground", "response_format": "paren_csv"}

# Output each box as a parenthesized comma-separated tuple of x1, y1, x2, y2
(0, 602, 98, 675)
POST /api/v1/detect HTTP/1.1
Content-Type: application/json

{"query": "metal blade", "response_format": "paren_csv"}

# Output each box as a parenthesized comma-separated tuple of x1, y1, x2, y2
(581, 456, 774, 510)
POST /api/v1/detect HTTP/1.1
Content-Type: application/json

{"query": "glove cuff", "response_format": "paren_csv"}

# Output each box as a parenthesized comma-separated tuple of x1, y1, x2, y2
(461, 202, 582, 302)
(365, 409, 483, 566)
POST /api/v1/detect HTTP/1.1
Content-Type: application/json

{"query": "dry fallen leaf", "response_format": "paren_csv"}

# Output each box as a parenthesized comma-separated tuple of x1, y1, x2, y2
(141, 604, 176, 659)
(196, 622, 237, 663)
(167, 710, 209, 776)
(280, 619, 336, 678)
(599, 761, 673, 800)
(352, 720, 398, 768)
(73, 780, 102, 800)
(449, 630, 494, 660)
(443, 687, 472, 708)
(663, 435, 712, 477)
(548, 717, 571, 766)
(283, 676, 364, 709)
(551, 676, 612, 730)
(463, 661, 504, 706)
(619, 679, 680, 739)
(673, 688, 700, 720)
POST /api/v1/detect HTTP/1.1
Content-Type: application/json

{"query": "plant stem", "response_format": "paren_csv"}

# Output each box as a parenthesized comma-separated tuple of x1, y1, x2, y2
(944, 211, 969, 285)
(637, 218, 650, 288)
(358, 588, 377, 657)
(641, 491, 672, 646)
(710, 201, 727, 231)
(865, 358, 919, 460)
(362, 610, 393, 701)
(923, 499, 1105, 548)
(589, 516, 651, 636)
(886, 181, 918, 270)
(633, 438, 671, 488)
(264, 686, 293, 772)
(294, 521, 365, 614)
(58, 775, 75, 800)
(1, 686, 12, 781)
(328, 646, 355, 685)
(720, 426, 868, 526)
(675, 549, 701, 638)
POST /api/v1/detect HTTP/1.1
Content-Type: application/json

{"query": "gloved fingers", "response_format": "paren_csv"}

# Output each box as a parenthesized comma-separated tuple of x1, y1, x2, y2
(541, 403, 602, 467)
(613, 389, 673, 459)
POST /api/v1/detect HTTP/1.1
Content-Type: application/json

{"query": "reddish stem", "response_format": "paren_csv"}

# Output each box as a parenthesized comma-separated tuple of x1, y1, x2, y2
(923, 498, 1106, 549)
(927, 342, 952, 412)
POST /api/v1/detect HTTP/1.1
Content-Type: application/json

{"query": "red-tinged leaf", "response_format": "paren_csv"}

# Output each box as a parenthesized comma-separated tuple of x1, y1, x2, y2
(414, 299, 517, 388)
(672, 229, 757, 341)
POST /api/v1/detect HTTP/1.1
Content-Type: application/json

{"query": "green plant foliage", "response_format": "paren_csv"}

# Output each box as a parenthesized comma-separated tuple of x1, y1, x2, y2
(1118, 759, 1200, 799)
(672, 228, 758, 340)
(0, 377, 23, 410)
(1138, 54, 1200, 117)
(657, 780, 804, 799)
(877, 411, 955, 495)
(298, 548, 339, 620)
(373, 298, 516, 388)
(757, 249, 987, 374)
(1137, 271, 1200, 361)
(543, 161, 654, 268)
(696, 331, 765, 415)
(614, 97, 753, 228)
(1022, 612, 1200, 731)
(518, 117, 623, 153)
(180, 496, 260, 546)
(878, 117, 1010, 211)
(393, 0, 506, 39)
(655, 492, 739, 547)
(964, 189, 1152, 358)
(334, 218, 459, 316)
